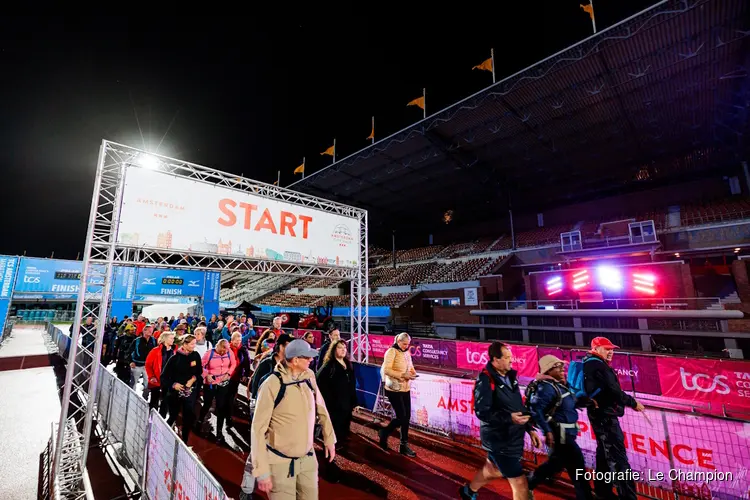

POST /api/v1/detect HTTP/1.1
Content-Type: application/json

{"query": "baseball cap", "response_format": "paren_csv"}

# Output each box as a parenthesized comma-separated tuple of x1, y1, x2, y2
(591, 337, 619, 349)
(284, 339, 319, 360)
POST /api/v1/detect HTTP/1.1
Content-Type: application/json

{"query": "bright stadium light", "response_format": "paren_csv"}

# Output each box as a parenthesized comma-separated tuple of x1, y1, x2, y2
(136, 153, 160, 170)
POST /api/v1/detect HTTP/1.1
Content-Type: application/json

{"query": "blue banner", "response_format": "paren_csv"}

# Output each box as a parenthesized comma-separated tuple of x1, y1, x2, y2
(134, 268, 205, 297)
(109, 301, 133, 321)
(0, 299, 10, 334)
(0, 255, 18, 299)
(112, 266, 137, 300)
(203, 271, 221, 302)
(14, 258, 104, 296)
(353, 362, 380, 411)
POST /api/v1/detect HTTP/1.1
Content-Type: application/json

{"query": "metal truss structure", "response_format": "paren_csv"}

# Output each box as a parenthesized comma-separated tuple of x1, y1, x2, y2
(53, 140, 369, 499)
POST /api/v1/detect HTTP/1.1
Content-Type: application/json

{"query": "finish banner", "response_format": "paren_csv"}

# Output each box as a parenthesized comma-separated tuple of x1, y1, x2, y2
(117, 167, 360, 268)
(657, 357, 750, 411)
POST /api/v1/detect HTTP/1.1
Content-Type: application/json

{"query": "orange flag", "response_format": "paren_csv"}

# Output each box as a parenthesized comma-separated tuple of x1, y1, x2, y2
(321, 145, 335, 156)
(580, 3, 594, 20)
(367, 119, 374, 141)
(407, 96, 425, 110)
(294, 163, 304, 174)
(473, 58, 493, 72)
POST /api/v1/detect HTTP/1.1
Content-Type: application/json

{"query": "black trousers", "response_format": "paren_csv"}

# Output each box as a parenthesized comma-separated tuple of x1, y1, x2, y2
(383, 390, 411, 444)
(529, 434, 592, 500)
(199, 384, 230, 433)
(167, 390, 198, 443)
(591, 416, 637, 500)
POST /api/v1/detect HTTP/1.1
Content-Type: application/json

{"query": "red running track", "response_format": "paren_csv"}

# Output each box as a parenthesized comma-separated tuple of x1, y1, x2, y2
(188, 412, 580, 500)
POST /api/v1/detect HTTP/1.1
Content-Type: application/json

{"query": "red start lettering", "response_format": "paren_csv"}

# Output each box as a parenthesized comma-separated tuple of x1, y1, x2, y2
(217, 198, 313, 239)
(576, 422, 716, 470)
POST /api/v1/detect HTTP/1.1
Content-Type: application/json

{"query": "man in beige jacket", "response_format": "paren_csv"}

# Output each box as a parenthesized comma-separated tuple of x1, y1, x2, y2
(251, 339, 336, 499)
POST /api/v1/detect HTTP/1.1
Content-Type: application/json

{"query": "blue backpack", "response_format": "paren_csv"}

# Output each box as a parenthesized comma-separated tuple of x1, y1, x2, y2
(567, 356, 602, 399)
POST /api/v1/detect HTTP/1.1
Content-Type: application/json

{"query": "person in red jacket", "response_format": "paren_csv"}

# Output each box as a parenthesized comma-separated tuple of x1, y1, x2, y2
(145, 331, 177, 417)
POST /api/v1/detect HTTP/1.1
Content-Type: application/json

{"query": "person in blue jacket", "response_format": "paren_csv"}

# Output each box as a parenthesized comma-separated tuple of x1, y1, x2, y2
(460, 341, 541, 500)
(527, 355, 594, 500)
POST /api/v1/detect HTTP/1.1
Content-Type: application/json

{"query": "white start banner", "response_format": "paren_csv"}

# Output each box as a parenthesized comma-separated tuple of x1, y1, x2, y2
(116, 167, 360, 268)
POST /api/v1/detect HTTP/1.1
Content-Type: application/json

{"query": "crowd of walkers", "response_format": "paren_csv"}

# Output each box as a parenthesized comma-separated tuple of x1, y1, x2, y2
(83, 311, 645, 500)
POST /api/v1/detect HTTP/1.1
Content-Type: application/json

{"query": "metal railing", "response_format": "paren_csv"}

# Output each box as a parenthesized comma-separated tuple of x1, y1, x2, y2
(46, 323, 227, 500)
(479, 296, 725, 310)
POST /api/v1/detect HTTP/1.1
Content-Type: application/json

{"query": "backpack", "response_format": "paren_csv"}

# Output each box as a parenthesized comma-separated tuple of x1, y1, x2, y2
(269, 371, 315, 408)
(567, 356, 602, 399)
(524, 380, 563, 424)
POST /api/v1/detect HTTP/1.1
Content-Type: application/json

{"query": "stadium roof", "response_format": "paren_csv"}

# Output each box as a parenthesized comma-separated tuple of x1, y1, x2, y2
(289, 0, 750, 226)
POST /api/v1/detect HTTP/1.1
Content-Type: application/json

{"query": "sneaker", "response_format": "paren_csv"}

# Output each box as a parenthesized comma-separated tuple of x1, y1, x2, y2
(378, 428, 389, 451)
(459, 484, 477, 500)
(399, 443, 417, 457)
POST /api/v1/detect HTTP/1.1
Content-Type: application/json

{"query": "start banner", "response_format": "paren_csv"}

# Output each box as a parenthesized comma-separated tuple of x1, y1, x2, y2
(117, 167, 360, 268)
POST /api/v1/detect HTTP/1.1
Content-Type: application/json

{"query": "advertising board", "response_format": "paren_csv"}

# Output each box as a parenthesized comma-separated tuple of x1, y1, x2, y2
(14, 258, 105, 297)
(117, 167, 360, 268)
(134, 268, 206, 297)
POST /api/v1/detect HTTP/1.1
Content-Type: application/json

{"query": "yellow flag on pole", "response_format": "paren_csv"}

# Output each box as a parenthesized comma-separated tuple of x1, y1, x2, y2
(473, 58, 493, 72)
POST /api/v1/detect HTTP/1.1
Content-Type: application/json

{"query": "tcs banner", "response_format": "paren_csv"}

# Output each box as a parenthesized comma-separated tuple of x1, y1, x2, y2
(657, 357, 750, 411)
(117, 167, 360, 268)
(455, 341, 538, 380)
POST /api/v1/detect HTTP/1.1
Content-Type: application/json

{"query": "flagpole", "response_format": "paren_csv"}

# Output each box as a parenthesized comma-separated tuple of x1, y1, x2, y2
(277, 170, 280, 186)
(590, 0, 597, 33)
(333, 138, 336, 162)
(490, 48, 496, 83)
(302, 157, 305, 179)
(371, 116, 375, 144)
(422, 88, 426, 119)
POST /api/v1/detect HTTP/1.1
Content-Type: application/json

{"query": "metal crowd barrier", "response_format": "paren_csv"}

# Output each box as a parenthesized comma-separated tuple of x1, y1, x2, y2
(46, 323, 227, 499)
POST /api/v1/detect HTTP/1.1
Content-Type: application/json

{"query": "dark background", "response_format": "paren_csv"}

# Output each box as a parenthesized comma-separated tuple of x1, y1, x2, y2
(0, 3, 659, 258)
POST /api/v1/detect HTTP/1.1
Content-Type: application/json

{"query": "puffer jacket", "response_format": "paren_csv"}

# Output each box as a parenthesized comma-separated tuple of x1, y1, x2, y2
(381, 346, 414, 392)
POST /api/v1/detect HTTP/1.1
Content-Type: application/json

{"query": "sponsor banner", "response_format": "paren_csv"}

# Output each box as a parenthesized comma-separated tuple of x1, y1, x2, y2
(117, 167, 360, 268)
(455, 341, 538, 380)
(135, 268, 205, 297)
(570, 350, 661, 395)
(14, 258, 105, 296)
(410, 337, 457, 367)
(113, 266, 137, 300)
(657, 357, 750, 410)
(203, 271, 221, 303)
(0, 299, 10, 332)
(0, 256, 18, 299)
(364, 364, 750, 500)
(294, 329, 324, 348)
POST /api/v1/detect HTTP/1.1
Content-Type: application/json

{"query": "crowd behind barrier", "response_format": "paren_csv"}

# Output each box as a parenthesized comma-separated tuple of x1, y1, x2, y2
(46, 324, 227, 500)
(352, 362, 750, 500)
(352, 334, 750, 418)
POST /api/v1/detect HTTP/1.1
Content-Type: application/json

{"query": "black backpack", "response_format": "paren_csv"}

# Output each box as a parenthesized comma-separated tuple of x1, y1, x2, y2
(268, 371, 316, 408)
(524, 380, 563, 425)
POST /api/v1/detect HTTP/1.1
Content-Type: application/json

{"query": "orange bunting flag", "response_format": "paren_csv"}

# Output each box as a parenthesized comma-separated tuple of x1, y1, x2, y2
(473, 58, 493, 72)
(321, 144, 335, 156)
(367, 127, 374, 140)
(294, 163, 304, 175)
(580, 3, 594, 20)
(273, 180, 278, 186)
(407, 96, 425, 110)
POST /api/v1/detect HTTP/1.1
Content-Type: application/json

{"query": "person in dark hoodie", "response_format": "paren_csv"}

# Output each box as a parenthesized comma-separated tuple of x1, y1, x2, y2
(249, 333, 293, 399)
(527, 355, 594, 500)
(130, 325, 156, 399)
(583, 337, 644, 500)
(161, 334, 203, 443)
(460, 341, 541, 500)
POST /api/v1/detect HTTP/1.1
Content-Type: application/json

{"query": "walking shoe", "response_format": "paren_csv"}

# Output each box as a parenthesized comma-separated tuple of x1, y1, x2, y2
(459, 484, 477, 500)
(378, 428, 389, 451)
(399, 443, 417, 457)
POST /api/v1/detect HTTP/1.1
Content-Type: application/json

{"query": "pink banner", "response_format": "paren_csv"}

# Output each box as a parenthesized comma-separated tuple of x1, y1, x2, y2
(293, 329, 323, 348)
(455, 341, 538, 379)
(657, 357, 750, 411)
(383, 371, 750, 500)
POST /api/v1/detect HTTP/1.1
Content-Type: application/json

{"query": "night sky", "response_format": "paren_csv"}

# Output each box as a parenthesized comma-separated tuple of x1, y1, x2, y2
(0, 3, 658, 259)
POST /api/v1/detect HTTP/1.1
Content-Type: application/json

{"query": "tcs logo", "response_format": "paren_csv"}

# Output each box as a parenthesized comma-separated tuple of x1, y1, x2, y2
(23, 275, 41, 284)
(409, 345, 422, 357)
(464, 349, 489, 365)
(679, 367, 730, 395)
